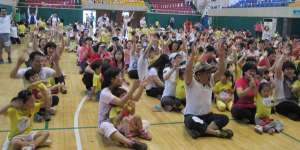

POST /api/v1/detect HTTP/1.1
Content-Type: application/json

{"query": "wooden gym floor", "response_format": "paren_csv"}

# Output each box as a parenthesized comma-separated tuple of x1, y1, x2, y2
(0, 44, 300, 150)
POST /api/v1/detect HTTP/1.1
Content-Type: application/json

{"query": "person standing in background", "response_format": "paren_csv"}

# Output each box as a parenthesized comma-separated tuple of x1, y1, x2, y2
(254, 22, 261, 38)
(0, 0, 16, 64)
(90, 13, 94, 28)
(140, 16, 146, 28)
(14, 10, 20, 24)
(184, 18, 192, 32)
(170, 16, 175, 29)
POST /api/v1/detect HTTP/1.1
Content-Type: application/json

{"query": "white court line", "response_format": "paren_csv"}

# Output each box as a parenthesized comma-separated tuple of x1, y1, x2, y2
(1, 133, 9, 150)
(74, 95, 89, 150)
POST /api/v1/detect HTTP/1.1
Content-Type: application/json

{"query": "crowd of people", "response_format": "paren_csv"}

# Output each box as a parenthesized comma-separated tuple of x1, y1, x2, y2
(1, 1, 300, 149)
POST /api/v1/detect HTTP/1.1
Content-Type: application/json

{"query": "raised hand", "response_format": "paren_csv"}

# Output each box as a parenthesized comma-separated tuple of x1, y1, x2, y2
(35, 5, 38, 8)
(141, 76, 154, 87)
(286, 35, 290, 41)
(245, 72, 255, 88)
(132, 79, 141, 89)
(52, 50, 61, 63)
(59, 28, 64, 35)
(33, 28, 38, 35)
(262, 50, 268, 57)
(217, 43, 226, 57)
(17, 55, 25, 66)
(22, 49, 30, 54)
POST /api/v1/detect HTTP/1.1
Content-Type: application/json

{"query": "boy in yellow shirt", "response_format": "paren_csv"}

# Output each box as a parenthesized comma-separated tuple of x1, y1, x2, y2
(127, 22, 133, 40)
(94, 33, 101, 44)
(142, 24, 150, 37)
(213, 70, 234, 111)
(24, 69, 54, 122)
(136, 26, 140, 37)
(101, 27, 111, 43)
(89, 61, 103, 101)
(18, 20, 26, 46)
(149, 24, 155, 38)
(155, 20, 159, 28)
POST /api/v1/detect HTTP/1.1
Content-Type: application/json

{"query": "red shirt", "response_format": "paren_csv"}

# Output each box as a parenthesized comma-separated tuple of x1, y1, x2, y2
(80, 46, 92, 62)
(234, 36, 244, 42)
(184, 21, 192, 32)
(203, 28, 208, 33)
(90, 53, 100, 64)
(292, 43, 300, 57)
(110, 61, 126, 69)
(258, 58, 275, 67)
(228, 44, 232, 48)
(203, 55, 216, 62)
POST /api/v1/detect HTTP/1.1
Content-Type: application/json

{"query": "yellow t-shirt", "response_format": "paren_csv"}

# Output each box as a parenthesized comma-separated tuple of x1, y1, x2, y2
(69, 41, 77, 49)
(5, 103, 40, 140)
(295, 60, 300, 69)
(38, 33, 45, 39)
(175, 78, 186, 99)
(143, 28, 149, 36)
(275, 33, 278, 38)
(29, 24, 36, 33)
(101, 32, 111, 43)
(42, 22, 46, 28)
(75, 23, 78, 26)
(18, 25, 26, 34)
(215, 30, 221, 38)
(153, 52, 161, 59)
(94, 37, 101, 43)
(59, 23, 63, 31)
(212, 81, 234, 98)
(127, 27, 132, 40)
(109, 104, 132, 126)
(255, 93, 272, 119)
(93, 73, 102, 93)
(292, 80, 300, 102)
(155, 21, 159, 26)
(63, 37, 67, 43)
(136, 28, 140, 36)
(150, 27, 155, 34)
(158, 39, 162, 48)
(232, 63, 241, 82)
(26, 83, 48, 103)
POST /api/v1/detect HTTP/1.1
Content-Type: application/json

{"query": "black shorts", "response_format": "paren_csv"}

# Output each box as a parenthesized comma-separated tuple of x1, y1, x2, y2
(19, 33, 25, 37)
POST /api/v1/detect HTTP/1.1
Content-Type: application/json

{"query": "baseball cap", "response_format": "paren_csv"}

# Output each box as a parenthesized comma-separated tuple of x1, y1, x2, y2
(112, 36, 120, 41)
(104, 51, 112, 61)
(194, 62, 217, 73)
(169, 53, 181, 60)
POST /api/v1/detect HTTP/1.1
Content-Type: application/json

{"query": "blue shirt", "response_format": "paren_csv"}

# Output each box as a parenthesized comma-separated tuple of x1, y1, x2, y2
(90, 16, 94, 22)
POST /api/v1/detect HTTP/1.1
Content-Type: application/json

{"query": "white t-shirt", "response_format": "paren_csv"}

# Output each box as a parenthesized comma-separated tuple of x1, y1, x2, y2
(128, 51, 138, 72)
(10, 26, 18, 38)
(184, 75, 215, 118)
(77, 25, 85, 31)
(124, 18, 131, 26)
(98, 86, 129, 124)
(145, 67, 158, 90)
(273, 75, 287, 106)
(216, 57, 230, 67)
(137, 56, 150, 81)
(140, 20, 146, 27)
(17, 67, 55, 89)
(97, 17, 103, 24)
(0, 15, 13, 33)
(176, 33, 182, 41)
(162, 67, 176, 98)
(51, 17, 60, 27)
(247, 50, 260, 60)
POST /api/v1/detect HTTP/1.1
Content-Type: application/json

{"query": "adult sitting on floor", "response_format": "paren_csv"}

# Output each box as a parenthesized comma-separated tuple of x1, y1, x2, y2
(184, 42, 233, 139)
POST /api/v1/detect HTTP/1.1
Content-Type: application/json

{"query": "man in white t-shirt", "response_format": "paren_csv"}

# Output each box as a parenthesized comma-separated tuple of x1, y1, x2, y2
(0, 1, 16, 64)
(47, 12, 60, 27)
(184, 43, 233, 139)
(140, 16, 146, 27)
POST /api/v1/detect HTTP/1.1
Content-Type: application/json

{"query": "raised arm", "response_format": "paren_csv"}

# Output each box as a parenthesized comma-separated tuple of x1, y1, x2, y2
(275, 49, 288, 79)
(163, 59, 179, 81)
(142, 37, 154, 60)
(131, 37, 137, 55)
(214, 43, 226, 82)
(257, 51, 270, 70)
(33, 29, 39, 52)
(185, 38, 195, 85)
(110, 80, 140, 107)
(11, 0, 16, 18)
(51, 50, 62, 78)
(131, 76, 153, 101)
(237, 52, 247, 70)
(59, 29, 65, 56)
(228, 45, 237, 64)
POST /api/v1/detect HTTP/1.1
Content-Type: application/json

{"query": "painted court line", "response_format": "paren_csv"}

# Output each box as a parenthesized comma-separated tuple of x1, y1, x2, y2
(1, 133, 9, 150)
(74, 94, 88, 150)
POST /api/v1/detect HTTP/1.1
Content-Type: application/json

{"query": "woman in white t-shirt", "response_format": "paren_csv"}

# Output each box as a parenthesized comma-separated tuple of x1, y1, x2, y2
(145, 54, 170, 97)
(140, 17, 146, 27)
(260, 21, 275, 40)
(98, 67, 152, 149)
(128, 38, 141, 79)
(10, 21, 20, 44)
(161, 53, 181, 111)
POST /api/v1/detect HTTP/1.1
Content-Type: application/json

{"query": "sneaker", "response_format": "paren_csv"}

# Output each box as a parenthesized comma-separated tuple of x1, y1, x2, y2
(164, 105, 172, 112)
(50, 107, 56, 115)
(267, 128, 275, 135)
(218, 129, 234, 138)
(138, 131, 152, 141)
(44, 111, 51, 121)
(40, 139, 52, 146)
(79, 69, 83, 74)
(242, 117, 250, 124)
(7, 57, 12, 63)
(60, 85, 67, 94)
(287, 113, 298, 121)
(51, 89, 59, 94)
(86, 89, 91, 95)
(130, 141, 148, 150)
(34, 113, 42, 122)
(0, 58, 4, 64)
(96, 98, 100, 101)
(191, 129, 201, 139)
(125, 133, 135, 141)
(254, 125, 263, 134)
(21, 146, 33, 150)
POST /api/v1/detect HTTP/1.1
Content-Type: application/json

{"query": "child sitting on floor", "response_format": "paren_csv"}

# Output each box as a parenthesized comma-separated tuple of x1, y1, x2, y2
(175, 67, 186, 113)
(89, 60, 103, 101)
(213, 70, 234, 111)
(25, 69, 54, 122)
(254, 82, 284, 135)
(109, 88, 152, 141)
(0, 90, 52, 150)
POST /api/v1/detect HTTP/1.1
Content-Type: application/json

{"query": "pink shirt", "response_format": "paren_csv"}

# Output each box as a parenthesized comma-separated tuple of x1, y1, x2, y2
(232, 77, 259, 109)
(254, 24, 261, 31)
(79, 46, 92, 62)
(124, 49, 130, 64)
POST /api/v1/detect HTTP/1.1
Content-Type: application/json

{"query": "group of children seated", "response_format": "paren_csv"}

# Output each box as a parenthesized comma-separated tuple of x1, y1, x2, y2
(3, 7, 300, 149)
